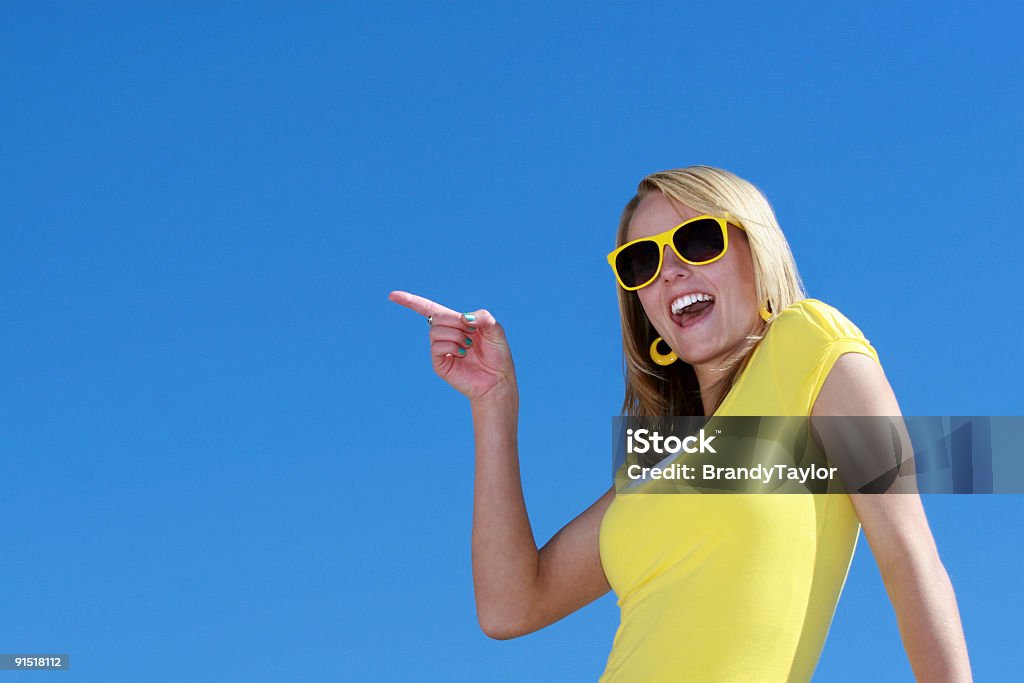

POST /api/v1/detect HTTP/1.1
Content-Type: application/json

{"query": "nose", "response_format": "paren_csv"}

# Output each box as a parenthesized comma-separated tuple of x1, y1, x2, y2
(660, 244, 692, 282)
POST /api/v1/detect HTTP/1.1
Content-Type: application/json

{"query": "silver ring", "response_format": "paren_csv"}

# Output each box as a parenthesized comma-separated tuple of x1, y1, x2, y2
(427, 314, 434, 328)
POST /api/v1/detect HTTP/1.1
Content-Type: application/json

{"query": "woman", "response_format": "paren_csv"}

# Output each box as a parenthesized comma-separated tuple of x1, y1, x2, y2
(389, 166, 972, 681)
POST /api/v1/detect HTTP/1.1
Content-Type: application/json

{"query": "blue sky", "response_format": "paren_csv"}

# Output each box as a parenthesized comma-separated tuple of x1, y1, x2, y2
(1, 2, 1021, 681)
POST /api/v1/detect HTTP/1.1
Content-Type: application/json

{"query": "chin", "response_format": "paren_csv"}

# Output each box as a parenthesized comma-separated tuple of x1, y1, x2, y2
(674, 344, 718, 366)
(671, 333, 720, 360)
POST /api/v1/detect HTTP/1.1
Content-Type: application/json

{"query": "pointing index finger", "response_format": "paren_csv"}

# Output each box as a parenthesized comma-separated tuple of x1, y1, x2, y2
(388, 290, 459, 319)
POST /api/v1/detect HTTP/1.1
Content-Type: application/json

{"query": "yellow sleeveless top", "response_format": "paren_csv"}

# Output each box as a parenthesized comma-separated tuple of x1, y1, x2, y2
(598, 299, 881, 682)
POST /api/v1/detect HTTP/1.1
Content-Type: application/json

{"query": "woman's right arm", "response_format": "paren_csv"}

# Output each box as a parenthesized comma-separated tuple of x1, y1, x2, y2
(471, 385, 614, 639)
(389, 291, 614, 640)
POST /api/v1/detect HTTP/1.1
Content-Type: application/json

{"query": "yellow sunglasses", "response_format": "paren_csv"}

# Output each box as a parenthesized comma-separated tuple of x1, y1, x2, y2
(606, 215, 744, 291)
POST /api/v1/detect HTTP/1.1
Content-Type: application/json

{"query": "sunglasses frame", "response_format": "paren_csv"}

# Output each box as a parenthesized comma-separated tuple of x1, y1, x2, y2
(606, 215, 744, 291)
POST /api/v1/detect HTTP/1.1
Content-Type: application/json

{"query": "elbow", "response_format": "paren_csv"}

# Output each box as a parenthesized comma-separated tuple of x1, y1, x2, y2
(879, 544, 948, 592)
(477, 607, 533, 640)
(480, 621, 518, 640)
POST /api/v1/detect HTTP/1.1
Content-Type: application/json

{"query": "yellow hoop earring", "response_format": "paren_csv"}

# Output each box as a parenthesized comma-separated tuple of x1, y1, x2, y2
(649, 337, 678, 366)
(759, 303, 772, 322)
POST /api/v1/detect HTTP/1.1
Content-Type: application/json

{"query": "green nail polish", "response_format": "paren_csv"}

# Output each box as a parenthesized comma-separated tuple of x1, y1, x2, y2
(465, 337, 473, 347)
(463, 312, 476, 323)
(468, 326, 477, 333)
(457, 347, 466, 356)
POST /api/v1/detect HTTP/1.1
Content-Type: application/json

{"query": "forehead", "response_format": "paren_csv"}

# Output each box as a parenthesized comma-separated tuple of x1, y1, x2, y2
(627, 193, 704, 241)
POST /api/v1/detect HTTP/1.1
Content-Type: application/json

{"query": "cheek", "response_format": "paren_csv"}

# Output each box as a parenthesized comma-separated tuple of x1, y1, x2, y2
(636, 291, 661, 322)
(727, 264, 756, 298)
(710, 261, 757, 318)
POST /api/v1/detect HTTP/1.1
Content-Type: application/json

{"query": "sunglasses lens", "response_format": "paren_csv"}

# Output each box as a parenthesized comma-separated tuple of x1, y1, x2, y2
(674, 218, 725, 263)
(615, 240, 661, 288)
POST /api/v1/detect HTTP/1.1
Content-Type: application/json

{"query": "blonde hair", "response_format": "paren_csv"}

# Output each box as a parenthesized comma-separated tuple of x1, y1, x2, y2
(615, 166, 805, 417)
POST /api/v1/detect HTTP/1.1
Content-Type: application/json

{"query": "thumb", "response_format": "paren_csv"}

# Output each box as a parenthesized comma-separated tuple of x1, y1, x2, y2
(463, 308, 502, 337)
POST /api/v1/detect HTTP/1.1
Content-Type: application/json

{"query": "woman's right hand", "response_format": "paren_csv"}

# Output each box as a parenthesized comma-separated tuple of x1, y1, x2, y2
(388, 290, 517, 403)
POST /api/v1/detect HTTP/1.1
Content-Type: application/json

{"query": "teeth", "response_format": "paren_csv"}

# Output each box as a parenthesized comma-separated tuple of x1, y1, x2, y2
(671, 293, 714, 315)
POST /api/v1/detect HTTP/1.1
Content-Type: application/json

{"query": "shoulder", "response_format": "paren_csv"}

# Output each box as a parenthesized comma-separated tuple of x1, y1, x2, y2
(758, 298, 886, 414)
(769, 298, 874, 348)
(812, 351, 900, 416)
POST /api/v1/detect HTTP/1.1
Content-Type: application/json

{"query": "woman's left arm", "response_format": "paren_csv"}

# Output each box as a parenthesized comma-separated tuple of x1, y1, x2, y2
(813, 352, 973, 683)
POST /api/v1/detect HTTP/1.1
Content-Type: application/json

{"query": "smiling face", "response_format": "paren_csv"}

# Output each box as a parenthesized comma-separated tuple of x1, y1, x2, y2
(626, 192, 762, 371)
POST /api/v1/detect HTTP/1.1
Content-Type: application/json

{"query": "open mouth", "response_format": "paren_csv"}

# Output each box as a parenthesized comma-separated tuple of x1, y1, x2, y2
(670, 293, 715, 328)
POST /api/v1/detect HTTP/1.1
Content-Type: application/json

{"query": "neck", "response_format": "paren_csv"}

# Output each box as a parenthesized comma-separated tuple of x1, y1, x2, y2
(694, 364, 726, 417)
(692, 317, 767, 416)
